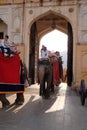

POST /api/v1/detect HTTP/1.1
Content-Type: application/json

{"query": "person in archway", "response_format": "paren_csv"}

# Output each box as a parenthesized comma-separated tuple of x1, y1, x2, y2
(40, 45, 49, 59)
(50, 51, 63, 86)
(55, 51, 63, 83)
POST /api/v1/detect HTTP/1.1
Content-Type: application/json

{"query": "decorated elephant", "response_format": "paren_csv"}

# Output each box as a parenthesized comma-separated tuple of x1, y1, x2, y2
(0, 53, 29, 108)
(38, 53, 63, 99)
(38, 59, 53, 99)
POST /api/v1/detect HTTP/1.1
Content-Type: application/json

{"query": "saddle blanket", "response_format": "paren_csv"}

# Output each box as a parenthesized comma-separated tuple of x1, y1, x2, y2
(0, 52, 24, 93)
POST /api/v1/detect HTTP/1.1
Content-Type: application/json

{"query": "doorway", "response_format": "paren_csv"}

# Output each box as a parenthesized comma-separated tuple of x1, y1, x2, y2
(29, 13, 73, 86)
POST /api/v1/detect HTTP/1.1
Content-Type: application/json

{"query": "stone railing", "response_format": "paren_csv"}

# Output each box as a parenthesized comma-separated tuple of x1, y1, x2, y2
(0, 0, 23, 5)
(0, 0, 82, 5)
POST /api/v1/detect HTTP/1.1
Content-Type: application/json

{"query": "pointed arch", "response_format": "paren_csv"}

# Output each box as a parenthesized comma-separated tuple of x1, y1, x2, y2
(29, 10, 73, 86)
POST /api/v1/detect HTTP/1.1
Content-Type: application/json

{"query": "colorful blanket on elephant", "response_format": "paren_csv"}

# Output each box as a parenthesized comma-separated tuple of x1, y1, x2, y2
(0, 52, 24, 93)
(0, 52, 20, 84)
(53, 60, 60, 86)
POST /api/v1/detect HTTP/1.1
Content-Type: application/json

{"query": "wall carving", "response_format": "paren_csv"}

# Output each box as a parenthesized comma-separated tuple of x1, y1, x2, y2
(81, 13, 87, 28)
(12, 7, 23, 43)
(81, 32, 87, 43)
(79, 5, 87, 43)
(13, 16, 21, 32)
(13, 34, 20, 44)
(0, 8, 8, 14)
(0, 14, 8, 25)
(81, 52, 87, 69)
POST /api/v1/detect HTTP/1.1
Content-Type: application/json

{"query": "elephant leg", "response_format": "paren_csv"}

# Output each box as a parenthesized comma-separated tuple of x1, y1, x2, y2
(51, 82, 54, 93)
(46, 79, 51, 98)
(50, 70, 54, 93)
(15, 93, 24, 105)
(42, 78, 46, 95)
(38, 66, 45, 96)
(0, 94, 10, 108)
(45, 66, 52, 98)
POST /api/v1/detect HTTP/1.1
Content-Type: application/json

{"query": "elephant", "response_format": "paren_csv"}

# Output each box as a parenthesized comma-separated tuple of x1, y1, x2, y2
(38, 59, 53, 99)
(0, 60, 29, 108)
(38, 55, 63, 99)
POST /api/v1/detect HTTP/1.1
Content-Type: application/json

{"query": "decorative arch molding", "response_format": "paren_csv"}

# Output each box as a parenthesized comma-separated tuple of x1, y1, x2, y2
(0, 15, 8, 25)
(81, 52, 87, 69)
(38, 25, 67, 41)
(29, 10, 73, 31)
(28, 10, 72, 44)
(38, 27, 54, 40)
(13, 16, 21, 32)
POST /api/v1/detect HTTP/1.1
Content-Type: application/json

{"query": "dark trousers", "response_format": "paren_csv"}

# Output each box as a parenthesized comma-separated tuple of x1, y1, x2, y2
(0, 46, 13, 55)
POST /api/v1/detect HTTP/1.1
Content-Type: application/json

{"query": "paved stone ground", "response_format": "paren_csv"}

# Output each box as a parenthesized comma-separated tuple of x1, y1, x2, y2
(0, 83, 87, 130)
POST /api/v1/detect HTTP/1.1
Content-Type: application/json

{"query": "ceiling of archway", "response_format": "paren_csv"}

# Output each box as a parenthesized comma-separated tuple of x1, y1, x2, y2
(36, 13, 68, 38)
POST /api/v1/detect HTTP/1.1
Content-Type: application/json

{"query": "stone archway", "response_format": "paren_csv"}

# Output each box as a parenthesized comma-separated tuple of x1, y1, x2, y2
(29, 11, 73, 86)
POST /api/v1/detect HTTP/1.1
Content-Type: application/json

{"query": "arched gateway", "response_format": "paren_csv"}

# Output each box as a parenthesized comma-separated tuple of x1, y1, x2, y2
(29, 11, 73, 86)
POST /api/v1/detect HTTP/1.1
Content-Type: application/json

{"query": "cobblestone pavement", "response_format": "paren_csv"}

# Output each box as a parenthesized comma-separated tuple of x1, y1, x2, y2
(0, 83, 87, 130)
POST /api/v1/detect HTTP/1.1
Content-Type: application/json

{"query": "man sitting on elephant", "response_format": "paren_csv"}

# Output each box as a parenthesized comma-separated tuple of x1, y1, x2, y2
(38, 45, 52, 99)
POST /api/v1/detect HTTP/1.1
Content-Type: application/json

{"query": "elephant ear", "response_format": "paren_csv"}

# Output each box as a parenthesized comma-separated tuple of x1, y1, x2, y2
(20, 60, 30, 86)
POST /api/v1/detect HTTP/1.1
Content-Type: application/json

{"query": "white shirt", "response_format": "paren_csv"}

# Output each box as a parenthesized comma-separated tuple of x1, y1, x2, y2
(0, 39, 10, 48)
(40, 49, 49, 59)
(0, 40, 17, 52)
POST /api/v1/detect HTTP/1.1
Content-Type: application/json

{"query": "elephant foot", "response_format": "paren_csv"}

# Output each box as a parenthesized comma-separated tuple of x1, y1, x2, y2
(39, 90, 44, 96)
(50, 84, 55, 93)
(15, 93, 24, 105)
(15, 99, 24, 105)
(39, 89, 50, 99)
(15, 98, 24, 105)
(2, 101, 10, 108)
(15, 100, 24, 105)
(43, 91, 50, 99)
(51, 89, 54, 93)
(45, 94, 50, 99)
(0, 94, 10, 108)
(42, 95, 50, 99)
